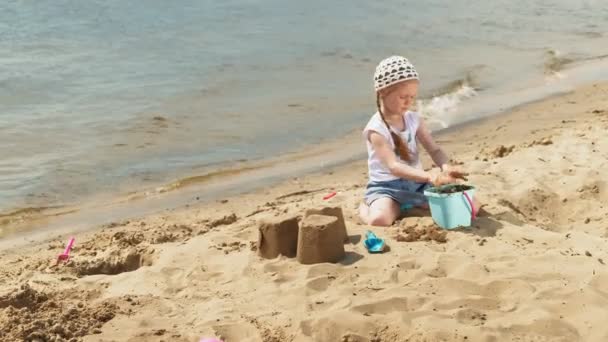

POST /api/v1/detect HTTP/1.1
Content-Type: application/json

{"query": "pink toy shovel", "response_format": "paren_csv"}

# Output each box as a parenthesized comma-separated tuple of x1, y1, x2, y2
(323, 191, 337, 200)
(56, 237, 75, 264)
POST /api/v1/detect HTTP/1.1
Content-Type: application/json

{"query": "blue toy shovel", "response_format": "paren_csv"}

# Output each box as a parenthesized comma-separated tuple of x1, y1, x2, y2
(364, 230, 385, 253)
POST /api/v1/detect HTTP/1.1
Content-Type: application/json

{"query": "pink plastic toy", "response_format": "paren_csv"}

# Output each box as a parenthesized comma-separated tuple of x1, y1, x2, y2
(56, 237, 75, 264)
(323, 191, 337, 200)
(462, 192, 477, 221)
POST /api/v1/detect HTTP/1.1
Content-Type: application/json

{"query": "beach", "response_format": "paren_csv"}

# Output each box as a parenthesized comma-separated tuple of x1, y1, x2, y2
(1, 82, 607, 341)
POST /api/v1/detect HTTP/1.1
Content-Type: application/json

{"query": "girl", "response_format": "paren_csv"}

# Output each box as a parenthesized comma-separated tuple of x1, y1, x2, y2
(359, 56, 467, 226)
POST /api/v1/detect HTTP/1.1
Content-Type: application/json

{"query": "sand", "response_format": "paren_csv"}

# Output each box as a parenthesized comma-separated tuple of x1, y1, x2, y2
(1, 82, 608, 342)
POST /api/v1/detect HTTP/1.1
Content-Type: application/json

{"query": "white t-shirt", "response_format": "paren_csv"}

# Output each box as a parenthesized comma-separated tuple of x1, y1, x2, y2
(362, 111, 422, 182)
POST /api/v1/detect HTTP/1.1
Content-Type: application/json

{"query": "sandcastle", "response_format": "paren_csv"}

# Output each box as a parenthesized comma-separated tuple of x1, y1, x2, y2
(296, 214, 345, 264)
(257, 206, 347, 264)
(304, 206, 348, 243)
(257, 216, 299, 259)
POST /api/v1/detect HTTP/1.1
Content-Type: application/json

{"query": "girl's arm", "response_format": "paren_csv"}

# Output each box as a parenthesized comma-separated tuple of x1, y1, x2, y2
(368, 131, 435, 183)
(416, 118, 449, 170)
(416, 117, 468, 181)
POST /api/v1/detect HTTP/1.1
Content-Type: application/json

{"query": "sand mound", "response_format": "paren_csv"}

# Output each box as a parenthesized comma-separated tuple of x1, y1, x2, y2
(110, 224, 195, 246)
(395, 217, 448, 243)
(0, 284, 118, 342)
(489, 145, 515, 158)
(526, 137, 554, 147)
(395, 225, 448, 243)
(213, 240, 250, 254)
(207, 213, 238, 228)
(498, 187, 564, 230)
(0, 283, 48, 310)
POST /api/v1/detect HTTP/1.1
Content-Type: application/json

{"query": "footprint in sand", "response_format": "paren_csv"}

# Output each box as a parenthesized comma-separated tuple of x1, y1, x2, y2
(588, 272, 608, 298)
(306, 263, 341, 278)
(157, 266, 189, 295)
(382, 260, 422, 284)
(312, 297, 352, 311)
(481, 279, 536, 299)
(503, 318, 579, 341)
(435, 297, 502, 313)
(425, 266, 447, 278)
(260, 260, 297, 284)
(213, 323, 260, 341)
(430, 278, 536, 304)
(340, 333, 368, 342)
(455, 308, 487, 326)
(306, 275, 336, 292)
(350, 297, 411, 315)
(577, 181, 606, 200)
(396, 260, 421, 270)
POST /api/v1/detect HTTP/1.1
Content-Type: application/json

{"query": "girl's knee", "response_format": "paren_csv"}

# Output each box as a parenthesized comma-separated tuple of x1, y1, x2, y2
(368, 212, 394, 227)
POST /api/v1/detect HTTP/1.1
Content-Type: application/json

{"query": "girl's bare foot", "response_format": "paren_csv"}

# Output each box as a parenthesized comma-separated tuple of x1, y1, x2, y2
(358, 202, 370, 225)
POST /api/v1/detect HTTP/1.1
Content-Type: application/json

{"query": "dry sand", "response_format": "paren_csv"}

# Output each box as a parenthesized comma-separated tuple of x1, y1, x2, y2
(1, 82, 608, 342)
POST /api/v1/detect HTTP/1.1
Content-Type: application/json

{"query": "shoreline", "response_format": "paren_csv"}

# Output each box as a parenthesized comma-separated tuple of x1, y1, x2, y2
(5, 51, 608, 240)
(4, 54, 608, 238)
(0, 79, 591, 248)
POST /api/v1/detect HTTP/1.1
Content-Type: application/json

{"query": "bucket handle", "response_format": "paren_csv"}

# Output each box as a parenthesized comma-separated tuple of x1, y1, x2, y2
(463, 192, 477, 221)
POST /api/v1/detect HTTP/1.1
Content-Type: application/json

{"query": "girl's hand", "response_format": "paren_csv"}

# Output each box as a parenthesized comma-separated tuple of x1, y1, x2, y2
(442, 164, 469, 181)
(428, 169, 460, 186)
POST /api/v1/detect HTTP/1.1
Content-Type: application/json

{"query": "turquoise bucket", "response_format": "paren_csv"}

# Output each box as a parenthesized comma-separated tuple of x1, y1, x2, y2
(424, 184, 476, 229)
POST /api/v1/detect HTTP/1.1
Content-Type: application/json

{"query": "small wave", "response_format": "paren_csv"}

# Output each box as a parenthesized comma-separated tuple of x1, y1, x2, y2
(429, 70, 480, 97)
(417, 77, 478, 129)
(544, 49, 575, 75)
(544, 50, 608, 82)
(574, 31, 603, 39)
(0, 205, 76, 227)
(151, 164, 263, 195)
(579, 53, 608, 64)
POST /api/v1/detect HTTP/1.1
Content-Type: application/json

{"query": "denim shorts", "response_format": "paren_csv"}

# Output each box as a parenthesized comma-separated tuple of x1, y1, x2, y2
(364, 178, 431, 208)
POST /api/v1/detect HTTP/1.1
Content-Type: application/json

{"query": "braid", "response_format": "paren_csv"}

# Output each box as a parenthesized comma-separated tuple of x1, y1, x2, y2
(376, 93, 410, 162)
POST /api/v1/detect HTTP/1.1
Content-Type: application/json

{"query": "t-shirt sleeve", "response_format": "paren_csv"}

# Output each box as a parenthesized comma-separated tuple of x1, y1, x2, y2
(362, 115, 392, 145)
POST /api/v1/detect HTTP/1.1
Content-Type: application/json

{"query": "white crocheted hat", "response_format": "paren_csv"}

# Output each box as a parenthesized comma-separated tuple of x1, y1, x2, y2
(374, 56, 419, 92)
